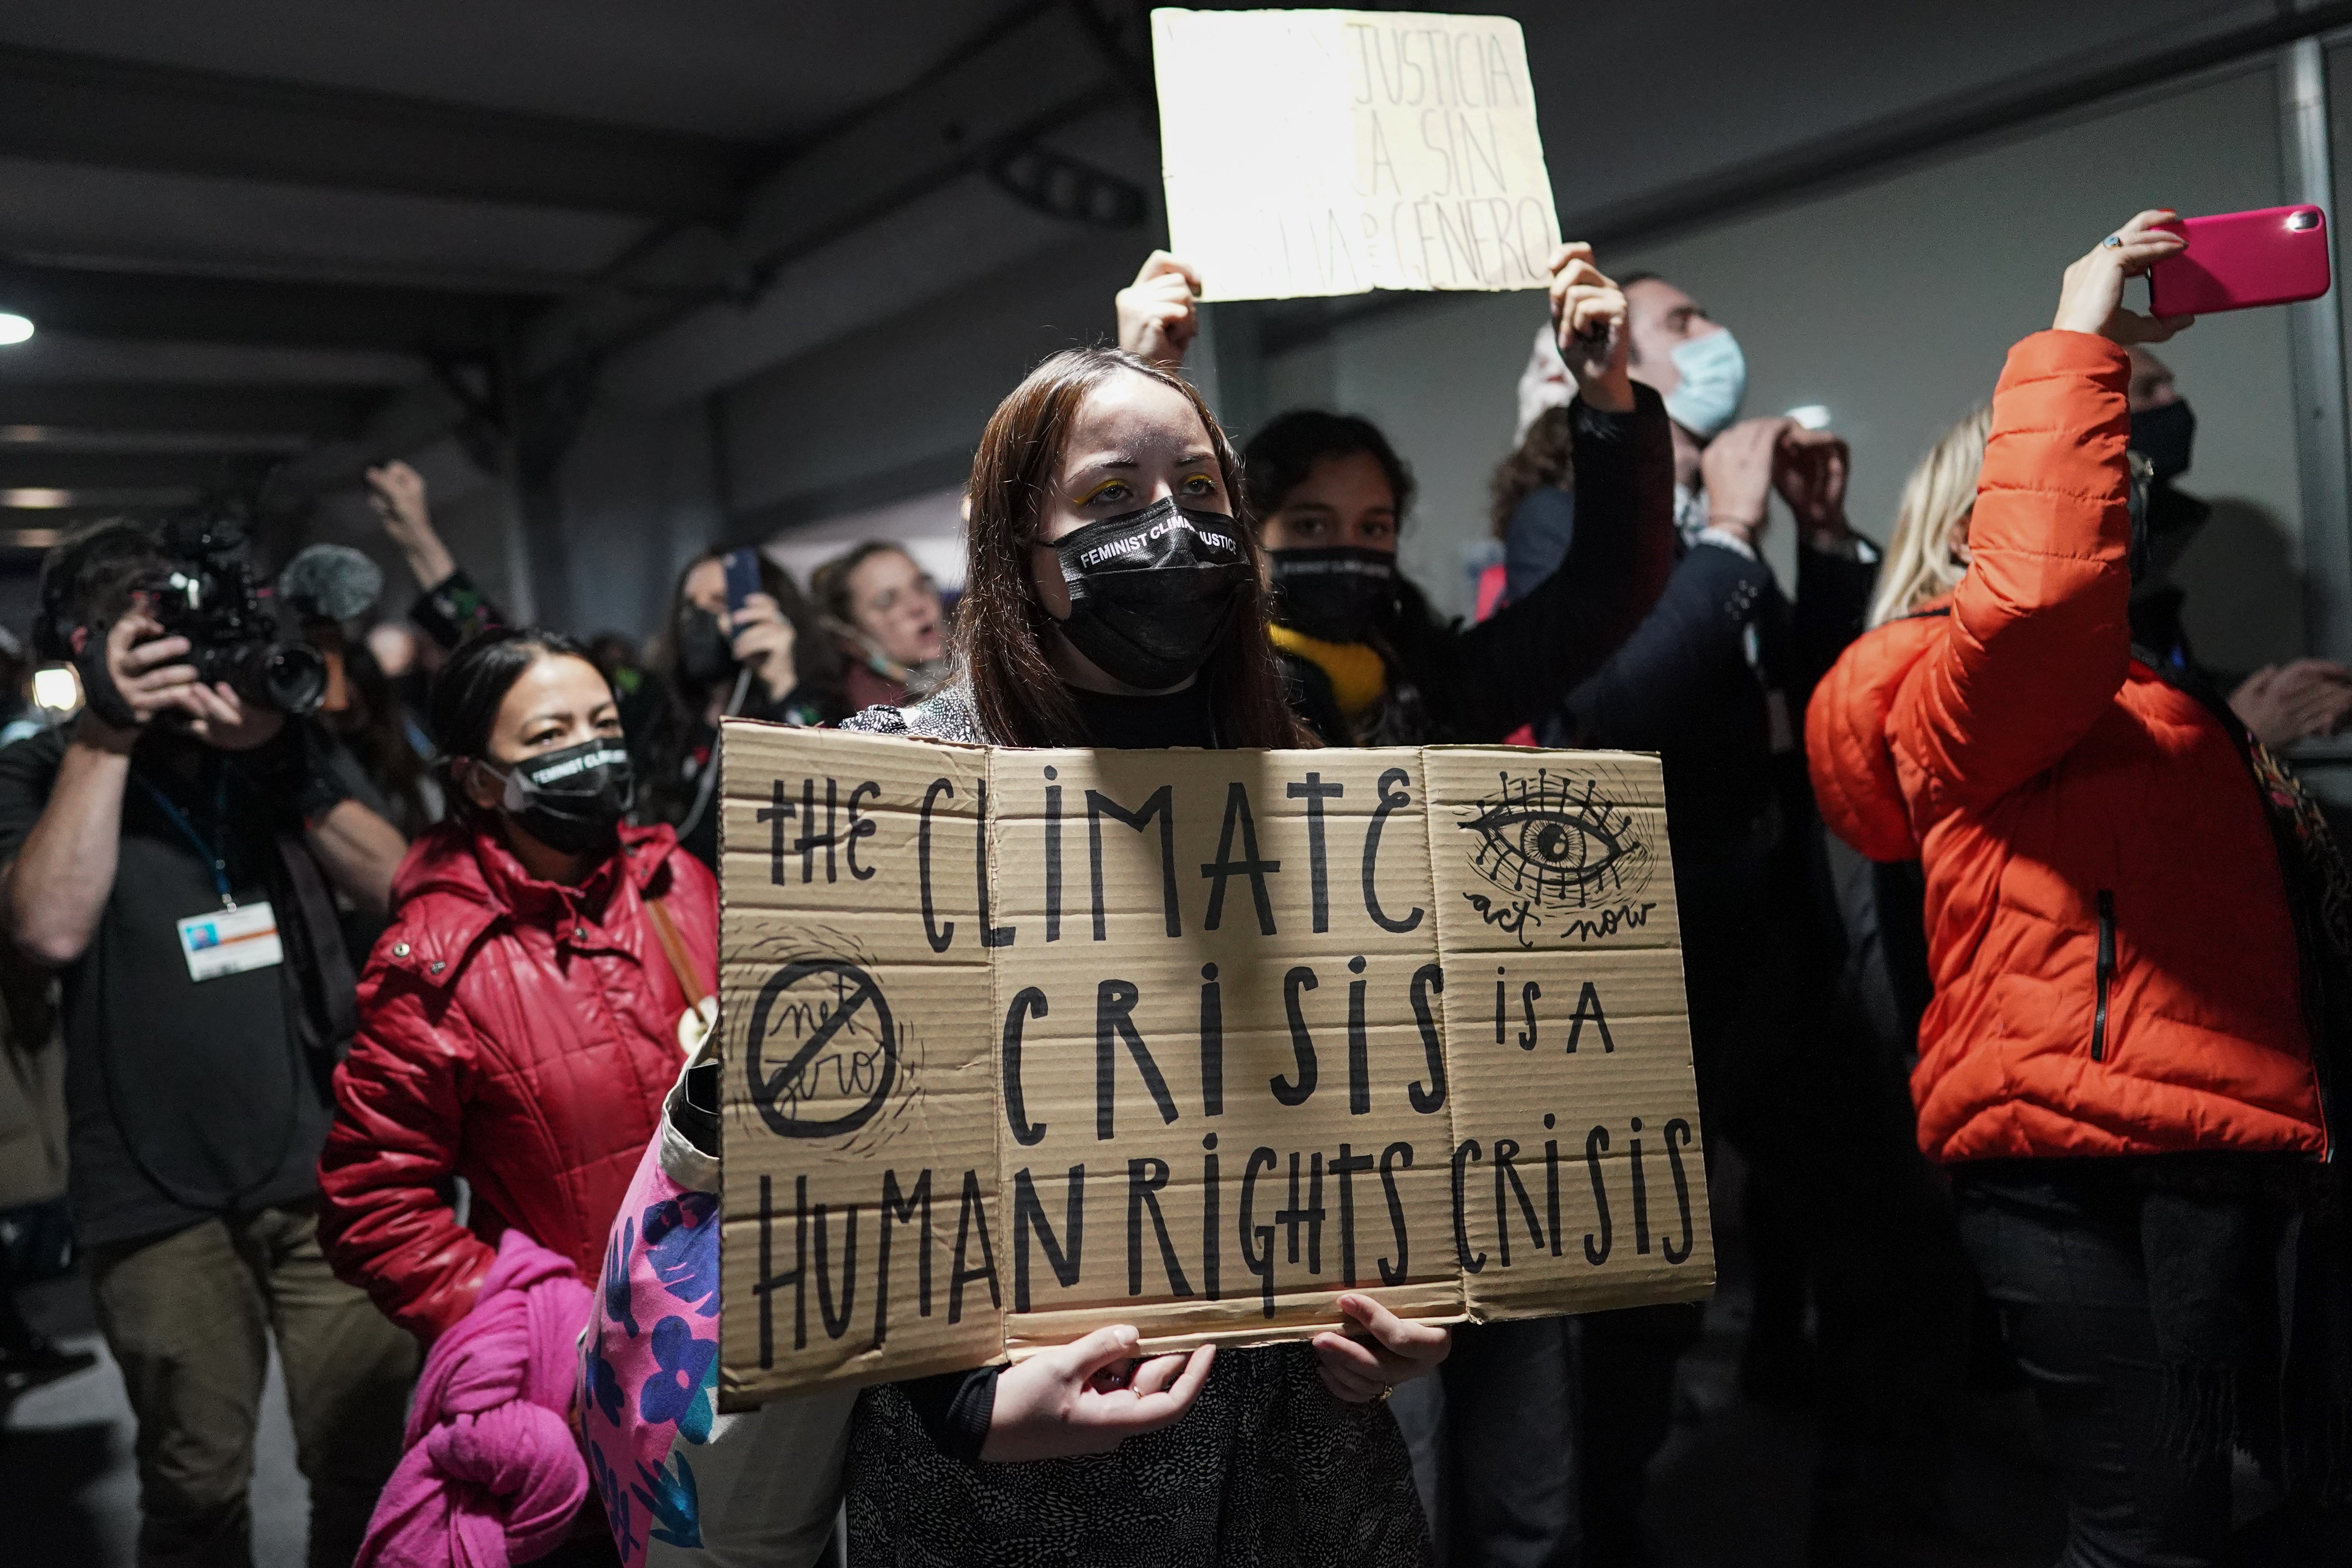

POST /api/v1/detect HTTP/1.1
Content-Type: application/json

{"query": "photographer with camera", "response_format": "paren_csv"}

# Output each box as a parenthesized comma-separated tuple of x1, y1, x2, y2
(0, 519, 417, 1568)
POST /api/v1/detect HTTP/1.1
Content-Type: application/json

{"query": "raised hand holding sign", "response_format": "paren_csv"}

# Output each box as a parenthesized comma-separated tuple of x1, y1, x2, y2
(1152, 9, 1563, 302)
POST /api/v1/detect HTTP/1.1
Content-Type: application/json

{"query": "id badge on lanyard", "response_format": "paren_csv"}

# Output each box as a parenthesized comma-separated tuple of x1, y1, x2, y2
(177, 903, 284, 981)
(140, 771, 286, 984)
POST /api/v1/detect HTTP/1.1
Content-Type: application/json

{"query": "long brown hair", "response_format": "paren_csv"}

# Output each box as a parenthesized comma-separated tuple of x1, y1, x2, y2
(958, 347, 1310, 749)
(1488, 404, 1574, 539)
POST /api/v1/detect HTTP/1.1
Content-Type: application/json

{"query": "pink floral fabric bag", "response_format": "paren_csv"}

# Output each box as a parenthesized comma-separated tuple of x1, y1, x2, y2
(578, 1049, 856, 1568)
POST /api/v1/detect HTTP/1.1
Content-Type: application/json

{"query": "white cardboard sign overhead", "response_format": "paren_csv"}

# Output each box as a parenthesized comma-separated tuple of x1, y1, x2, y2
(1150, 8, 1561, 302)
(715, 723, 1711, 1409)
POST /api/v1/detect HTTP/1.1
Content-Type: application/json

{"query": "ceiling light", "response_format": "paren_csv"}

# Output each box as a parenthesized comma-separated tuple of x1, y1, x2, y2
(0, 314, 32, 345)
(0, 488, 71, 508)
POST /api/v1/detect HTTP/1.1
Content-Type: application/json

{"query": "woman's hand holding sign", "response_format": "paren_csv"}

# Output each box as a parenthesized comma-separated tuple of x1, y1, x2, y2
(1547, 242, 1633, 414)
(1311, 1293, 1449, 1404)
(982, 1326, 1217, 1462)
(1116, 252, 1205, 370)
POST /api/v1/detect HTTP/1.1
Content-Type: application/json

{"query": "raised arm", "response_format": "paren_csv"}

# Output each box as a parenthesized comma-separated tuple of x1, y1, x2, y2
(366, 461, 456, 594)
(1430, 245, 1674, 737)
(367, 460, 506, 650)
(1115, 252, 1203, 370)
(1892, 211, 2191, 804)
(1564, 540, 1772, 750)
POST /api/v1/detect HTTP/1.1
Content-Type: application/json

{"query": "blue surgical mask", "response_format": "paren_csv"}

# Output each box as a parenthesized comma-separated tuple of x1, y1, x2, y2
(1664, 328, 1746, 439)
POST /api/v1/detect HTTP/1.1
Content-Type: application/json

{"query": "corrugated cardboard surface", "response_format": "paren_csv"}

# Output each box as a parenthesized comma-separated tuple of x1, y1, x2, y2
(717, 723, 1711, 1408)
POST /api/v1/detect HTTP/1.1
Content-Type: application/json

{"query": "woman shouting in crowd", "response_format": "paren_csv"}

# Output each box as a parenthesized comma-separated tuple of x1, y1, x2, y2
(1809, 211, 2351, 1565)
(1116, 245, 1671, 1568)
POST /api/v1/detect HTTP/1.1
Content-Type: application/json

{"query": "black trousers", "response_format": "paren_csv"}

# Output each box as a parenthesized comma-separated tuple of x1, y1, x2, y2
(1579, 1303, 1702, 1566)
(1955, 1167, 2241, 1568)
(1391, 1317, 1580, 1568)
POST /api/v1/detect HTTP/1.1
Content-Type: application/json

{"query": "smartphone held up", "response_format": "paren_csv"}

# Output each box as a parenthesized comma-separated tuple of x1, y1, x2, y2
(721, 547, 763, 621)
(2147, 204, 2332, 316)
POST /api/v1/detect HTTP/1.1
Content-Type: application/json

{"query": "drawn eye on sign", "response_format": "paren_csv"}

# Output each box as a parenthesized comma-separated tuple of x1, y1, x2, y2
(745, 958, 901, 1140)
(1457, 768, 1652, 910)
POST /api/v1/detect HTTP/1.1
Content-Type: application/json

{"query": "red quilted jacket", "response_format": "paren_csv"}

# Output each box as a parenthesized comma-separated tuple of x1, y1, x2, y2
(318, 817, 717, 1340)
(1806, 329, 2327, 1166)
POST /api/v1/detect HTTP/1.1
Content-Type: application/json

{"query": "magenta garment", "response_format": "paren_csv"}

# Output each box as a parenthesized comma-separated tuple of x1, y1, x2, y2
(578, 1129, 724, 1567)
(356, 1230, 595, 1568)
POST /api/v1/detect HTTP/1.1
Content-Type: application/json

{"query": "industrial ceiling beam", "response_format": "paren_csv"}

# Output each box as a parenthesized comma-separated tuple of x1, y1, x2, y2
(519, 1, 1132, 377)
(0, 448, 283, 490)
(0, 42, 762, 219)
(0, 381, 371, 442)
(0, 260, 527, 351)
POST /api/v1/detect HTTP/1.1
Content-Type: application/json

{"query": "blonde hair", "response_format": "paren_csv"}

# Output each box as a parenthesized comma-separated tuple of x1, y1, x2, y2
(1868, 403, 1993, 628)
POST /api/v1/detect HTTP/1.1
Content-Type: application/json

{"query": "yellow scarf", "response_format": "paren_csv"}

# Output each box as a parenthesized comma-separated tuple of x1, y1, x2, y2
(1270, 624, 1388, 721)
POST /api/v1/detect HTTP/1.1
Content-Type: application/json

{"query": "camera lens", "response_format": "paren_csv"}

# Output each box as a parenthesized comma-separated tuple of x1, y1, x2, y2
(261, 642, 327, 715)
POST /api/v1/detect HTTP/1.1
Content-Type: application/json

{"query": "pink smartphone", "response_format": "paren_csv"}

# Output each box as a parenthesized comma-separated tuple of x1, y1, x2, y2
(2147, 205, 2331, 316)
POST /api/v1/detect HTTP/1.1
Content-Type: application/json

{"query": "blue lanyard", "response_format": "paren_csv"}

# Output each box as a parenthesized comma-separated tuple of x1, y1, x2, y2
(135, 771, 237, 909)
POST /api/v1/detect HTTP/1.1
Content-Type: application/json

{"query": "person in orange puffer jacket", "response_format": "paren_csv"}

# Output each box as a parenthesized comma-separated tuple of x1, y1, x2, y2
(1808, 210, 2347, 1564)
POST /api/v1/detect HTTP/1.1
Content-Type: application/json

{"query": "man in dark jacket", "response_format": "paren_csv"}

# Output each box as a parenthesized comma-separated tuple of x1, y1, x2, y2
(1517, 400, 1881, 1562)
(0, 521, 417, 1568)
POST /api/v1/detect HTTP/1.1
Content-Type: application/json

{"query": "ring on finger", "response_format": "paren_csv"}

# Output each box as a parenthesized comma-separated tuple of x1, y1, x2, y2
(2102, 235, 2124, 248)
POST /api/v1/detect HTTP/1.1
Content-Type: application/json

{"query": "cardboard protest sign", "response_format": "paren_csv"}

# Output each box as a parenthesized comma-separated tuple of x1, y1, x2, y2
(715, 723, 1710, 1409)
(1150, 8, 1561, 302)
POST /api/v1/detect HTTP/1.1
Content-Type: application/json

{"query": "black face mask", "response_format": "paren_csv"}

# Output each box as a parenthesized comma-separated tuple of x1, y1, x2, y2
(1051, 497, 1254, 690)
(1269, 546, 1397, 643)
(2131, 398, 2195, 483)
(489, 738, 635, 856)
(675, 607, 736, 689)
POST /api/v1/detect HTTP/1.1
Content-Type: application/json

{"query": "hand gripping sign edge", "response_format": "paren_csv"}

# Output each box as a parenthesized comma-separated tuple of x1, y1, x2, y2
(744, 958, 899, 1139)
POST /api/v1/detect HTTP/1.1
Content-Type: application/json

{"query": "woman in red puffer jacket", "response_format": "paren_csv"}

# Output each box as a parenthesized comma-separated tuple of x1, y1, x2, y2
(319, 627, 717, 1341)
(1807, 213, 2343, 1563)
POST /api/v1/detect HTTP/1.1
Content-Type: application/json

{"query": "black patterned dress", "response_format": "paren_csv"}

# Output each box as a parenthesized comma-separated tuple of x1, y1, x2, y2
(844, 1344, 1430, 1568)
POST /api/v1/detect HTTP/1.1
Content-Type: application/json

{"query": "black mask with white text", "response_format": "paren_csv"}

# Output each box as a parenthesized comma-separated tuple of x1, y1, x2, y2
(1269, 546, 1397, 644)
(488, 738, 635, 856)
(1051, 497, 1254, 690)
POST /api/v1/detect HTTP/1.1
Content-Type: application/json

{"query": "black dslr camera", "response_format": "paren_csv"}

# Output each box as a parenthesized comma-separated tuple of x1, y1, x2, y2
(145, 511, 328, 717)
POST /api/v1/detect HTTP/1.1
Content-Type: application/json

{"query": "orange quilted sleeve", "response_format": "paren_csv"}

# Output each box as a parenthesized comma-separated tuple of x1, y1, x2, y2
(1806, 628, 1923, 862)
(1890, 330, 2131, 804)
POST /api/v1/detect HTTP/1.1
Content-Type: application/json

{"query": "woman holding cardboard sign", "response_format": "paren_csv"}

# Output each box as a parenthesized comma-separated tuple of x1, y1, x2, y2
(821, 334, 1467, 1565)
